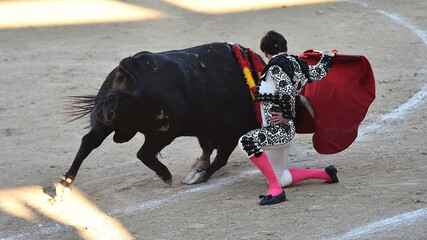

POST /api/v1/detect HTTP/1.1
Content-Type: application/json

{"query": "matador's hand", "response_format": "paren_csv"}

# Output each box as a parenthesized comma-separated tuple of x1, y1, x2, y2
(322, 49, 335, 57)
(271, 112, 291, 124)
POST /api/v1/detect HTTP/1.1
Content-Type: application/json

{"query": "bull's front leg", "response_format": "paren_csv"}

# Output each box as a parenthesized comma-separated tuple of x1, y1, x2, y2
(137, 137, 173, 185)
(185, 139, 236, 184)
(185, 137, 213, 184)
(57, 126, 112, 199)
(184, 152, 212, 184)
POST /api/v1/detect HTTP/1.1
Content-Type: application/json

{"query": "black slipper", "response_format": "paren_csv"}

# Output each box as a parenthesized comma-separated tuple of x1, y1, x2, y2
(259, 190, 287, 206)
(325, 165, 339, 183)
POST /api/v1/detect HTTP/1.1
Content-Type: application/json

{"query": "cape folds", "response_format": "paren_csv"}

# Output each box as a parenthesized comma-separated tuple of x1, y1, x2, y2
(298, 50, 376, 154)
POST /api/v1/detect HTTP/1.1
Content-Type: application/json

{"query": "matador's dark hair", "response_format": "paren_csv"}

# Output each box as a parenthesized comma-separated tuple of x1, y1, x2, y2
(260, 30, 288, 55)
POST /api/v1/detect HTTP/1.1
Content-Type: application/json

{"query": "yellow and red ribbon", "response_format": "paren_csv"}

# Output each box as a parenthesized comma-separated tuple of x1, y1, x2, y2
(231, 44, 264, 124)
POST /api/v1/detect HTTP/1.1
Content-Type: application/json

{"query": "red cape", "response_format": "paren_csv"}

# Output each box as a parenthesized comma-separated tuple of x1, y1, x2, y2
(296, 50, 376, 154)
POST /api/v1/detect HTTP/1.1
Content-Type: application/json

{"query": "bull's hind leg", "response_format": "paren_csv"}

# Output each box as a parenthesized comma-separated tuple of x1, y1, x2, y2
(185, 139, 236, 184)
(185, 137, 214, 184)
(58, 126, 112, 198)
(137, 135, 174, 185)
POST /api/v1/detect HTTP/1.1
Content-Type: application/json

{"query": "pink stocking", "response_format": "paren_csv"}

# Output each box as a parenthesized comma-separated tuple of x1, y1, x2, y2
(250, 152, 283, 196)
(288, 168, 332, 184)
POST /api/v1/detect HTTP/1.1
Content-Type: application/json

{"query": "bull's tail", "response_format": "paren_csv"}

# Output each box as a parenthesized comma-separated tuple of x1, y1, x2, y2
(63, 95, 97, 124)
(63, 90, 134, 127)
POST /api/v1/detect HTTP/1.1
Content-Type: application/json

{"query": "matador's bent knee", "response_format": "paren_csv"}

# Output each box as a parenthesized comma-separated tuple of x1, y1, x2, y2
(238, 135, 263, 158)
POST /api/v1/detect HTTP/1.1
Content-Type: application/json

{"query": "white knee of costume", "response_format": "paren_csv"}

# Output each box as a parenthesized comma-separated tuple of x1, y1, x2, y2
(262, 142, 292, 187)
(280, 169, 293, 187)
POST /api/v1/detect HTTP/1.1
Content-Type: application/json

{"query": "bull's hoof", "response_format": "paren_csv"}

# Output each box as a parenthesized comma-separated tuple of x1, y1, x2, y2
(184, 170, 207, 185)
(184, 169, 198, 184)
(55, 176, 73, 201)
(158, 175, 172, 185)
(163, 178, 172, 185)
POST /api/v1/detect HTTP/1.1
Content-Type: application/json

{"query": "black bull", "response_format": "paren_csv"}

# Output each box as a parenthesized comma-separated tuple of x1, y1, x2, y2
(61, 42, 266, 188)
